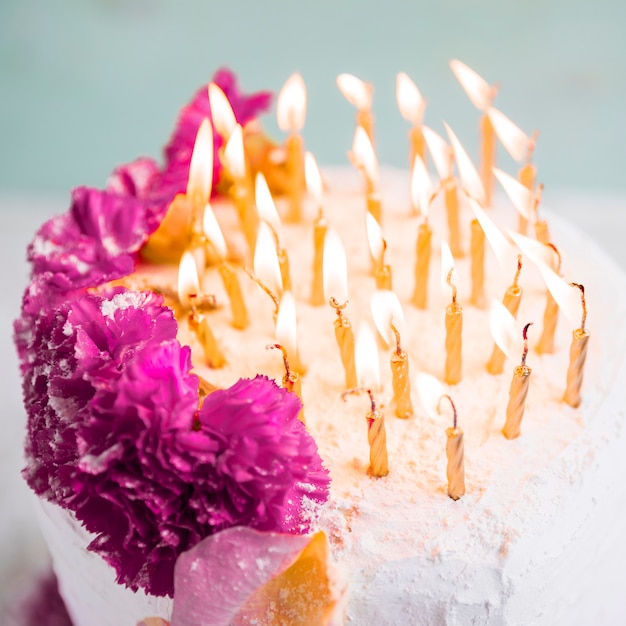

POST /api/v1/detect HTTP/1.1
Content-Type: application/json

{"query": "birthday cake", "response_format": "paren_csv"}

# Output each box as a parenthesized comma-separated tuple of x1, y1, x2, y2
(14, 67, 626, 626)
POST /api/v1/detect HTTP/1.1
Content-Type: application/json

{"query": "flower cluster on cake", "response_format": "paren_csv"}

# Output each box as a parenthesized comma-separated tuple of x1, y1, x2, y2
(14, 62, 626, 626)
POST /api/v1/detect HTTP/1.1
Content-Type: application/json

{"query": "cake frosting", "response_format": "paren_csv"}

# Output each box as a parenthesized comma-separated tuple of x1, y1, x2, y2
(15, 74, 626, 626)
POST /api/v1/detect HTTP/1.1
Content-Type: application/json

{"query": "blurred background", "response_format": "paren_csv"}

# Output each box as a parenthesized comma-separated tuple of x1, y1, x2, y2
(1, 0, 625, 194)
(1, 0, 625, 618)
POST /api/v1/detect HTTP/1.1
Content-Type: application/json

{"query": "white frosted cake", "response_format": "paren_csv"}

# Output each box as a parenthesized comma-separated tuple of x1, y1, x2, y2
(14, 72, 626, 626)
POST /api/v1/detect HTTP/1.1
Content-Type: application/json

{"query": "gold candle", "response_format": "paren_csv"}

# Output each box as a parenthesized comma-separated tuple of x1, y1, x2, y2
(445, 269, 463, 385)
(532, 184, 550, 244)
(218, 263, 249, 330)
(223, 125, 258, 257)
(536, 244, 561, 355)
(439, 394, 465, 501)
(358, 109, 375, 148)
(412, 220, 432, 309)
(390, 324, 413, 419)
(470, 218, 485, 308)
(487, 256, 524, 374)
(285, 133, 305, 222)
(277, 73, 307, 224)
(444, 178, 463, 258)
(503, 323, 533, 440)
(518, 135, 538, 235)
(277, 246, 292, 293)
(375, 263, 393, 290)
(367, 191, 382, 224)
(409, 126, 426, 171)
(305, 153, 327, 306)
(344, 388, 388, 477)
(188, 298, 226, 369)
(268, 344, 305, 424)
(480, 113, 495, 207)
(311, 214, 328, 305)
(331, 299, 358, 390)
(563, 283, 590, 408)
(352, 126, 382, 223)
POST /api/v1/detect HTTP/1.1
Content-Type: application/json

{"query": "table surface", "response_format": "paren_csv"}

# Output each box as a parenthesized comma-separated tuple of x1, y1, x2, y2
(1, 187, 625, 617)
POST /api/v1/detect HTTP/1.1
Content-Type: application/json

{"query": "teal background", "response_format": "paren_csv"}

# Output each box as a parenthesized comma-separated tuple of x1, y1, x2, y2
(1, 0, 625, 194)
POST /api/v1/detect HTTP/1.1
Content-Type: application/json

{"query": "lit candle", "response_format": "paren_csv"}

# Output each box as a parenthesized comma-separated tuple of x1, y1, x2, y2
(343, 323, 388, 477)
(442, 242, 462, 385)
(535, 244, 561, 354)
(532, 184, 550, 244)
(202, 204, 249, 329)
(277, 73, 307, 223)
(324, 228, 357, 390)
(224, 124, 257, 255)
(337, 73, 375, 146)
(450, 59, 498, 207)
(493, 166, 533, 236)
(366, 212, 392, 290)
(470, 219, 485, 308)
(422, 126, 462, 257)
(208, 82, 237, 144)
(305, 152, 327, 306)
(519, 132, 539, 192)
(487, 255, 524, 374)
(563, 283, 590, 408)
(255, 172, 291, 292)
(248, 221, 282, 318)
(276, 290, 305, 376)
(503, 323, 533, 440)
(396, 72, 427, 171)
(410, 156, 433, 308)
(267, 343, 305, 424)
(352, 127, 381, 223)
(178, 251, 226, 368)
(143, 119, 214, 263)
(438, 394, 465, 501)
(371, 290, 413, 418)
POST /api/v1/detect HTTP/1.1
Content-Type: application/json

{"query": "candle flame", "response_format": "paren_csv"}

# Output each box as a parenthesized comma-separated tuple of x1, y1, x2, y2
(187, 118, 214, 206)
(275, 291, 298, 359)
(323, 228, 348, 304)
(365, 212, 385, 266)
(178, 250, 200, 309)
(449, 59, 494, 111)
(208, 83, 237, 140)
(488, 108, 528, 163)
(506, 229, 555, 269)
(305, 151, 323, 208)
(490, 299, 517, 358)
(493, 168, 533, 220)
(411, 155, 433, 217)
(469, 198, 517, 269)
(352, 126, 379, 188)
(415, 372, 445, 420)
(254, 221, 283, 298)
(537, 264, 583, 327)
(422, 125, 451, 180)
(445, 122, 486, 205)
(370, 290, 406, 348)
(202, 203, 227, 259)
(355, 321, 380, 391)
(223, 124, 246, 181)
(277, 73, 307, 133)
(396, 72, 426, 126)
(255, 172, 282, 235)
(337, 73, 372, 110)
(440, 241, 457, 291)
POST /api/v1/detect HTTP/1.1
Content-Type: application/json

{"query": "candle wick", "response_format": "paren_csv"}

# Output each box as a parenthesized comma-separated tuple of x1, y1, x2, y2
(267, 343, 291, 378)
(390, 322, 402, 356)
(570, 283, 587, 332)
(446, 268, 458, 305)
(341, 386, 377, 413)
(521, 322, 533, 366)
(545, 243, 562, 274)
(437, 394, 458, 430)
(329, 297, 348, 318)
(512, 255, 523, 288)
(244, 267, 280, 316)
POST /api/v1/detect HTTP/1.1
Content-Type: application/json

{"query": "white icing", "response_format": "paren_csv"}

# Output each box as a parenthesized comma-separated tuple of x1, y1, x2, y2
(37, 168, 626, 625)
